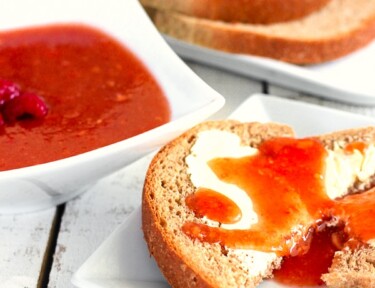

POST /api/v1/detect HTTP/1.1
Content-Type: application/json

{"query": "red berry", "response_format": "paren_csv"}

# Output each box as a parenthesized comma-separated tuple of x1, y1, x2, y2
(0, 79, 21, 105)
(3, 92, 48, 122)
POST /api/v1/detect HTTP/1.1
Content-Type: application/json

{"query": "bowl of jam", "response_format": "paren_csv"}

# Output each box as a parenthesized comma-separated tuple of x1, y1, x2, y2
(0, 0, 224, 213)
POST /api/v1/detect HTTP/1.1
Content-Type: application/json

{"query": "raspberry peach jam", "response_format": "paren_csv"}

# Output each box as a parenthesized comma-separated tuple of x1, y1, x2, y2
(0, 24, 170, 171)
(184, 137, 375, 286)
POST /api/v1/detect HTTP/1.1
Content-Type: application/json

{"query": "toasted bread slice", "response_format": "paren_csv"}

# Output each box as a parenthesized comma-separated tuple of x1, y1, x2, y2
(142, 121, 293, 287)
(143, 120, 375, 287)
(140, 0, 331, 24)
(144, 0, 375, 64)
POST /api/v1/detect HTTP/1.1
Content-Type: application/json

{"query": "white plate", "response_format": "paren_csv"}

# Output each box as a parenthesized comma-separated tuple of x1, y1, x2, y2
(72, 93, 375, 288)
(166, 36, 375, 105)
(0, 0, 224, 214)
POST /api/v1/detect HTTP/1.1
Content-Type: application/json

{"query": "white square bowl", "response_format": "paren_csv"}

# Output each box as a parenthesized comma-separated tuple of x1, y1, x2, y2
(0, 0, 224, 214)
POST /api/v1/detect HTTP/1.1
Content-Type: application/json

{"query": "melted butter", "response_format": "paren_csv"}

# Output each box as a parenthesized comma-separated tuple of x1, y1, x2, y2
(185, 136, 329, 255)
(325, 142, 375, 199)
(185, 130, 258, 230)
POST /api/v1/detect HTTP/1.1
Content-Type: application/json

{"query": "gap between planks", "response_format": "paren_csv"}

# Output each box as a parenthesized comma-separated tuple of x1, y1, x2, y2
(37, 205, 66, 288)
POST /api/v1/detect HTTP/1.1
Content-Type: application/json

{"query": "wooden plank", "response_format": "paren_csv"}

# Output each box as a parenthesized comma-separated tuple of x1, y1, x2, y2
(47, 154, 154, 288)
(48, 62, 263, 288)
(0, 208, 56, 288)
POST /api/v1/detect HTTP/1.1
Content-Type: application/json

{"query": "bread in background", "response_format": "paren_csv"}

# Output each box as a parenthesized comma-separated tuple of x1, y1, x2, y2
(143, 0, 375, 64)
(140, 0, 331, 24)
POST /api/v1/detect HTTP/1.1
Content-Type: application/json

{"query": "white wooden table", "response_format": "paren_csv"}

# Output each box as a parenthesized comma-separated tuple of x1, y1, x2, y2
(2, 59, 375, 288)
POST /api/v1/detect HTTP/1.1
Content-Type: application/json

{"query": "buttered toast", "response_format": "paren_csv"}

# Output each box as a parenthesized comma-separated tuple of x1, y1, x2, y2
(143, 121, 375, 287)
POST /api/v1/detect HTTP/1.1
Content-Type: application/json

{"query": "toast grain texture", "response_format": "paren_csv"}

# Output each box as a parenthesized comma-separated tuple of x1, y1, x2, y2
(142, 121, 375, 287)
(140, 0, 331, 24)
(145, 0, 375, 64)
(322, 245, 375, 288)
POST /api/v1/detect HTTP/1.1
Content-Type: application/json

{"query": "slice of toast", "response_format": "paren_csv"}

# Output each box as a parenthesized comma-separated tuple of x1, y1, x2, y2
(140, 0, 331, 24)
(142, 121, 293, 287)
(144, 0, 375, 64)
(142, 121, 375, 287)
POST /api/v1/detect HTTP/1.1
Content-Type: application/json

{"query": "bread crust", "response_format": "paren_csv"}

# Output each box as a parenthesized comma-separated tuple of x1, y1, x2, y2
(140, 0, 331, 24)
(145, 0, 375, 64)
(317, 126, 375, 150)
(143, 193, 212, 287)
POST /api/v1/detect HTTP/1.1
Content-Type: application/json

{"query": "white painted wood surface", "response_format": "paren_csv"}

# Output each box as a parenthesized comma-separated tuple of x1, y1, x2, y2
(47, 153, 154, 288)
(2, 60, 375, 288)
(0, 208, 55, 288)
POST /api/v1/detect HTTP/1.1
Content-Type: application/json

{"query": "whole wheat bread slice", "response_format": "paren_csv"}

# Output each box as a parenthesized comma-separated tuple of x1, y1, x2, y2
(142, 120, 375, 287)
(142, 121, 293, 287)
(144, 0, 375, 64)
(140, 0, 331, 24)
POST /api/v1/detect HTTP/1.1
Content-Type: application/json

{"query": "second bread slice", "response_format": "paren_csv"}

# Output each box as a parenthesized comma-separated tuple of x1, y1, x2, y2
(145, 0, 375, 64)
(140, 0, 331, 24)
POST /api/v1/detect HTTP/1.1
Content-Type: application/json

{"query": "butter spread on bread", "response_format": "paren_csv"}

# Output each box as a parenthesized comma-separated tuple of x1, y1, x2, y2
(186, 130, 258, 230)
(187, 130, 375, 230)
(183, 131, 375, 250)
(326, 142, 375, 199)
